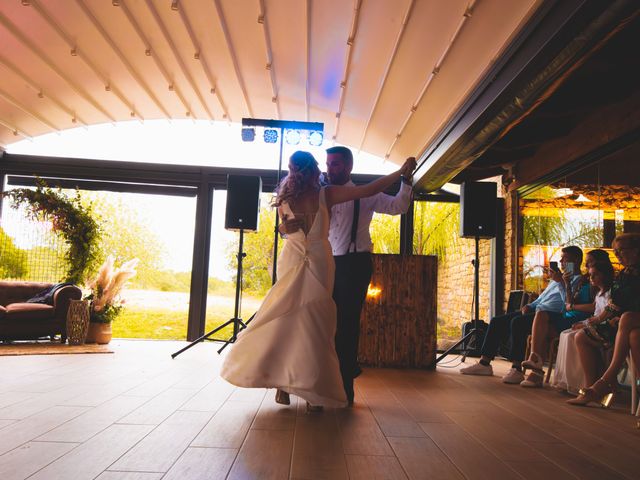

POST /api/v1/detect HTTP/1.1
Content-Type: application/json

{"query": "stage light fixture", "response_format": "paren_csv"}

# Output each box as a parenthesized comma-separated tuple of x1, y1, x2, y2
(285, 129, 301, 145)
(241, 127, 255, 142)
(308, 131, 323, 146)
(264, 129, 278, 143)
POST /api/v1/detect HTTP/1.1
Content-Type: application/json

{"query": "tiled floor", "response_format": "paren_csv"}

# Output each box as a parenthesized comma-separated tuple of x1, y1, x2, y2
(0, 340, 638, 479)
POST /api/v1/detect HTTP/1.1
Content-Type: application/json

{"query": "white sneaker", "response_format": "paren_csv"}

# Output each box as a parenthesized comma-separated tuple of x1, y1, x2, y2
(502, 368, 525, 384)
(460, 362, 493, 376)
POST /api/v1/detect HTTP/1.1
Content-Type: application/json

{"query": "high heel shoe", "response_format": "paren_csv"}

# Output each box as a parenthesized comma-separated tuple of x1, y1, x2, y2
(275, 389, 290, 405)
(566, 378, 616, 407)
(305, 401, 323, 413)
(521, 353, 544, 373)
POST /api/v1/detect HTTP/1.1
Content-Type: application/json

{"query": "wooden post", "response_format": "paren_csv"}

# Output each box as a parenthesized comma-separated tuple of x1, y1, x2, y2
(359, 254, 437, 369)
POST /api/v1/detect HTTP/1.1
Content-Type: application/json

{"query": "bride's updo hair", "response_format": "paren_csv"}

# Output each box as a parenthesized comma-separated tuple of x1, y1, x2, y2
(274, 151, 320, 206)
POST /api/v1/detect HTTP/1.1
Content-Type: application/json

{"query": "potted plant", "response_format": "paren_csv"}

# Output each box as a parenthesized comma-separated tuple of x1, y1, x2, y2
(85, 256, 138, 344)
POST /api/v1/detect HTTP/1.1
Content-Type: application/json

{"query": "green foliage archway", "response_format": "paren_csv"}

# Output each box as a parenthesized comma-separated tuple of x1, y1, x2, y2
(3, 183, 101, 285)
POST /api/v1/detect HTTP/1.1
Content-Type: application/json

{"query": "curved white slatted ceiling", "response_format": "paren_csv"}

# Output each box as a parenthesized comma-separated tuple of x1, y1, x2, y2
(0, 0, 542, 164)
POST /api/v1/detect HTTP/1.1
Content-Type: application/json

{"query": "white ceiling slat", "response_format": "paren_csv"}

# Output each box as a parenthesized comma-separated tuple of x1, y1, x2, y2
(357, 0, 415, 153)
(74, 0, 171, 120)
(0, 11, 116, 123)
(385, 0, 476, 160)
(392, 0, 540, 162)
(174, 2, 231, 121)
(27, 0, 143, 121)
(305, 0, 311, 122)
(332, 0, 362, 143)
(0, 117, 32, 140)
(0, 86, 60, 132)
(144, 0, 213, 120)
(0, 0, 546, 162)
(259, 0, 280, 119)
(0, 53, 88, 126)
(213, 0, 254, 118)
(117, 1, 193, 118)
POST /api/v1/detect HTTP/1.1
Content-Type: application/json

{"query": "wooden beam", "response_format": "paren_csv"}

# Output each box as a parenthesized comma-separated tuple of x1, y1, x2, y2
(511, 89, 640, 191)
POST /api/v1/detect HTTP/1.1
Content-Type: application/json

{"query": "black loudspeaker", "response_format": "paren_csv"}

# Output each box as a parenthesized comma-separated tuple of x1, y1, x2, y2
(225, 175, 261, 231)
(459, 181, 497, 239)
(462, 320, 488, 357)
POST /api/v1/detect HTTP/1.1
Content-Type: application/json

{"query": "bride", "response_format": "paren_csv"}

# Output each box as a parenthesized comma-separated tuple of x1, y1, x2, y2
(220, 150, 415, 408)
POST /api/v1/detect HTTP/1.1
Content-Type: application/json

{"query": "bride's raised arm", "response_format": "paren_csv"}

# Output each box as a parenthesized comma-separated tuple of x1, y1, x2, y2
(325, 157, 416, 209)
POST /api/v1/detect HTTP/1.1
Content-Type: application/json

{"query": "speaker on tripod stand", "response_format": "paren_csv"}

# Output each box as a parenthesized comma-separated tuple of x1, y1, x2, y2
(436, 181, 497, 364)
(172, 175, 261, 359)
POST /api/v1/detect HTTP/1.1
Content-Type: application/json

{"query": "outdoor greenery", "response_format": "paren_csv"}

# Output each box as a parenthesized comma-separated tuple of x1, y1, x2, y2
(414, 201, 460, 257)
(226, 205, 283, 296)
(0, 227, 28, 278)
(2, 183, 101, 284)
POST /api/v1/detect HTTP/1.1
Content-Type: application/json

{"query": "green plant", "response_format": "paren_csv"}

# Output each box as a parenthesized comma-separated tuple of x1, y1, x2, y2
(2, 182, 101, 284)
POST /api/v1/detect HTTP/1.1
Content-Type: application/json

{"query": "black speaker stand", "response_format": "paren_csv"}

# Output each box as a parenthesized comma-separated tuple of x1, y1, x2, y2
(436, 235, 482, 364)
(172, 229, 253, 359)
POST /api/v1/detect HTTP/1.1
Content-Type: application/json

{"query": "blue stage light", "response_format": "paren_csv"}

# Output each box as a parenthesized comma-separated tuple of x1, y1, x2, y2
(285, 129, 301, 145)
(241, 127, 255, 142)
(308, 131, 323, 146)
(264, 129, 279, 143)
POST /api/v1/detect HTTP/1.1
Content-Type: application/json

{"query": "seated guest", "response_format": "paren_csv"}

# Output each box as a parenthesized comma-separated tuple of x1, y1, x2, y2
(551, 258, 614, 394)
(461, 246, 584, 384)
(521, 249, 610, 387)
(568, 233, 640, 409)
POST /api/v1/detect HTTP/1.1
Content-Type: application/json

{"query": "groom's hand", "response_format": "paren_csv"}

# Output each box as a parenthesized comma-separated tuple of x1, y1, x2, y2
(401, 157, 417, 178)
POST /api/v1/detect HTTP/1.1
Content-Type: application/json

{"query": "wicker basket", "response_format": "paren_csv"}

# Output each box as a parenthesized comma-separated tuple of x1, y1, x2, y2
(66, 299, 90, 345)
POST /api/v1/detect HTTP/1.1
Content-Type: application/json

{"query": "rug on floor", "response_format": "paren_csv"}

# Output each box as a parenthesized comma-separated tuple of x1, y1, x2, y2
(0, 342, 113, 356)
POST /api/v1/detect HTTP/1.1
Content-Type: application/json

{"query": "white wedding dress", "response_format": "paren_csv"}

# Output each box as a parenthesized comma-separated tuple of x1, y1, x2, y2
(220, 188, 347, 407)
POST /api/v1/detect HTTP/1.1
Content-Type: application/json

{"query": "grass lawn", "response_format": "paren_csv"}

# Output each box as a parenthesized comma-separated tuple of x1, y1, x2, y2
(112, 306, 241, 340)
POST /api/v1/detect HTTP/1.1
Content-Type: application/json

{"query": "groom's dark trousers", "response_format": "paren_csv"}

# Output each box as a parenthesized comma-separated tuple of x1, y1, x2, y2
(333, 252, 373, 403)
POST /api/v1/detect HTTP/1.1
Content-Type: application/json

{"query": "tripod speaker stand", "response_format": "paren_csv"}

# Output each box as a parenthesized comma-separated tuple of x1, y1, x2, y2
(436, 181, 496, 364)
(172, 229, 253, 358)
(436, 235, 482, 363)
(171, 174, 261, 360)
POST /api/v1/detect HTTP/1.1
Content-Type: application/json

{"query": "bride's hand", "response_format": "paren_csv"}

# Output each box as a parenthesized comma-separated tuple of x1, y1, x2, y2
(278, 215, 303, 234)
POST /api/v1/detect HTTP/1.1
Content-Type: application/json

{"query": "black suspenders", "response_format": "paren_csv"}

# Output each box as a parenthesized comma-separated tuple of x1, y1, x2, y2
(348, 199, 360, 253)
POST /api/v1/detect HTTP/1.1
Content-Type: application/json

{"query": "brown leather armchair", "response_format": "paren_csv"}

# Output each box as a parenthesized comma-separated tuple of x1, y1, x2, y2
(0, 281, 82, 342)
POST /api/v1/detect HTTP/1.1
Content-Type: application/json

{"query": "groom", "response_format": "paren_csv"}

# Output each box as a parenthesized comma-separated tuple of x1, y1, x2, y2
(282, 147, 415, 405)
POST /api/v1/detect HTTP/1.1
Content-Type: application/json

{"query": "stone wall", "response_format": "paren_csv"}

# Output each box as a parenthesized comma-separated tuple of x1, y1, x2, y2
(437, 236, 493, 338)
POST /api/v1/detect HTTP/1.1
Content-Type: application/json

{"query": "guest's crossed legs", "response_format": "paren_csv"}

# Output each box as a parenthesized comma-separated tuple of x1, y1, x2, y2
(481, 311, 535, 365)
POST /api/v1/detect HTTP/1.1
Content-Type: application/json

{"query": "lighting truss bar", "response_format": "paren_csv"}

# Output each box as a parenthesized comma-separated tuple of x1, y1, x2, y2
(242, 117, 323, 132)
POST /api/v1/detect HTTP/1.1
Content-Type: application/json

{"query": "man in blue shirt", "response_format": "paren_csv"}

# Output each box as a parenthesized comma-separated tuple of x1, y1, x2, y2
(460, 246, 584, 384)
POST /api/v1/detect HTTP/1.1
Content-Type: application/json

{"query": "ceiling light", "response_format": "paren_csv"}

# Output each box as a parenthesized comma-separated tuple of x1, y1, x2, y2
(241, 127, 255, 142)
(285, 129, 300, 145)
(112, 0, 120, 6)
(171, 1, 179, 11)
(264, 129, 278, 144)
(308, 131, 323, 146)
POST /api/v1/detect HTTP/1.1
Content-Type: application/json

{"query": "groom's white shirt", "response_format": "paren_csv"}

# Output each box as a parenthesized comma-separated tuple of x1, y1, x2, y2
(328, 181, 412, 256)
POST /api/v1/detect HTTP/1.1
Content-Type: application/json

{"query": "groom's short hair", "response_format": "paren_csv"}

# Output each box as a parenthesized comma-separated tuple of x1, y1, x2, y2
(326, 146, 353, 170)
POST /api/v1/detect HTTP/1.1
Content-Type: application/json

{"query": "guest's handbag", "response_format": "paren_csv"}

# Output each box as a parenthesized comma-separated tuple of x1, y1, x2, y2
(583, 319, 617, 348)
